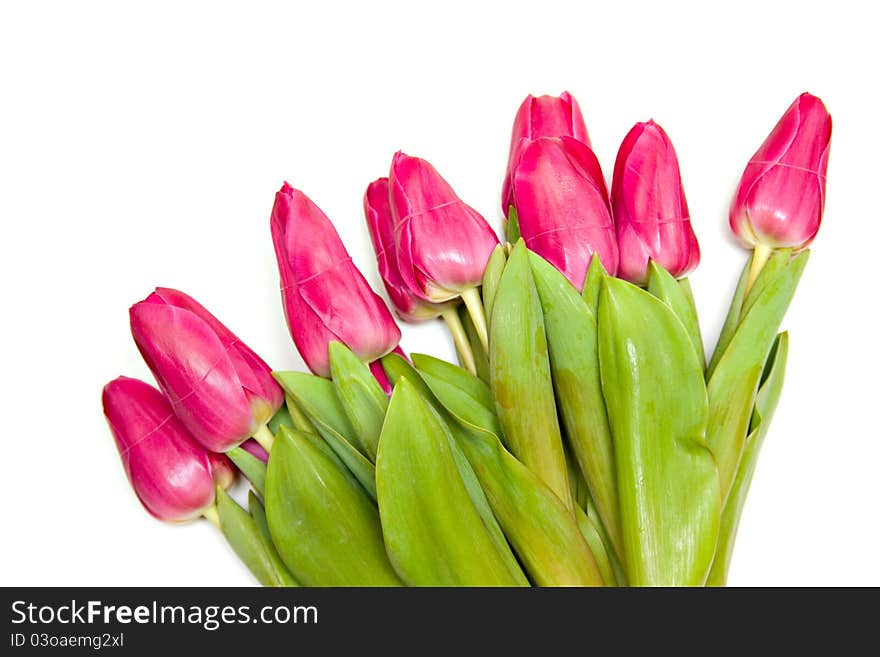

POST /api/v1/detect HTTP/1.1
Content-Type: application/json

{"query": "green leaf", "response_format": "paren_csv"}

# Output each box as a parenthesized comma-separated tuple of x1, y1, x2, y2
(581, 253, 607, 307)
(707, 251, 808, 503)
(574, 506, 617, 586)
(216, 487, 299, 587)
(267, 402, 295, 434)
(740, 248, 793, 319)
(328, 341, 388, 461)
(529, 252, 622, 559)
(599, 277, 720, 586)
(266, 426, 402, 586)
(482, 244, 507, 326)
(273, 370, 376, 500)
(489, 239, 571, 509)
(227, 446, 266, 498)
(248, 490, 272, 541)
(647, 262, 705, 370)
(707, 332, 789, 586)
(505, 206, 521, 244)
(376, 378, 527, 586)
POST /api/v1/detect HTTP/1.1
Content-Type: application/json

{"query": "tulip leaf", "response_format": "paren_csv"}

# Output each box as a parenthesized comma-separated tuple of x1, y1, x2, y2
(599, 277, 720, 586)
(266, 426, 402, 586)
(707, 251, 808, 503)
(227, 446, 267, 498)
(268, 402, 295, 434)
(380, 352, 434, 398)
(581, 253, 607, 308)
(740, 248, 793, 319)
(273, 370, 377, 500)
(482, 244, 507, 328)
(647, 262, 705, 370)
(248, 490, 272, 541)
(489, 239, 571, 509)
(328, 341, 388, 461)
(505, 206, 521, 244)
(376, 378, 528, 586)
(216, 487, 299, 587)
(574, 506, 617, 586)
(706, 257, 751, 379)
(708, 332, 788, 586)
(458, 304, 490, 383)
(529, 252, 622, 559)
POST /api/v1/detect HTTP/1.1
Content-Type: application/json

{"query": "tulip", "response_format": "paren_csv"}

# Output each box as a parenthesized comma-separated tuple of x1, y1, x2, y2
(271, 183, 401, 378)
(102, 376, 216, 522)
(208, 452, 237, 489)
(611, 120, 700, 285)
(363, 177, 453, 322)
(730, 92, 831, 255)
(129, 288, 283, 453)
(502, 91, 590, 214)
(510, 136, 618, 289)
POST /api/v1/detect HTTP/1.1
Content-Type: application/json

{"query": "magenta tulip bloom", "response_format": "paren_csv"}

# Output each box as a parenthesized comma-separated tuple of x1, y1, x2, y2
(730, 92, 831, 251)
(364, 177, 452, 321)
(271, 183, 401, 377)
(511, 136, 618, 288)
(612, 120, 700, 285)
(389, 152, 500, 303)
(129, 288, 283, 453)
(208, 452, 237, 490)
(102, 376, 215, 522)
(502, 91, 590, 213)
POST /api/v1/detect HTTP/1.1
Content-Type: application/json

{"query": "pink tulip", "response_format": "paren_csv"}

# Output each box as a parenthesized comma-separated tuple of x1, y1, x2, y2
(102, 376, 216, 522)
(389, 152, 500, 303)
(239, 438, 269, 464)
(502, 91, 590, 213)
(271, 182, 401, 377)
(612, 120, 700, 285)
(730, 92, 831, 251)
(511, 136, 618, 288)
(207, 452, 237, 490)
(364, 177, 453, 321)
(129, 288, 283, 453)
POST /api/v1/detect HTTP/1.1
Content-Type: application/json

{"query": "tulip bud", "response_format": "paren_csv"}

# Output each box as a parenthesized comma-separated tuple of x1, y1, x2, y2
(511, 136, 618, 288)
(611, 120, 700, 285)
(208, 452, 237, 490)
(730, 92, 831, 251)
(502, 91, 590, 213)
(102, 376, 216, 522)
(129, 288, 283, 453)
(271, 183, 402, 378)
(389, 152, 500, 303)
(363, 177, 453, 321)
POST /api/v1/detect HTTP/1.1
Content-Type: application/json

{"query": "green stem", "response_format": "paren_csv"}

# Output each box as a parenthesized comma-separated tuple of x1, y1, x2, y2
(460, 287, 490, 354)
(744, 243, 773, 297)
(441, 308, 477, 375)
(252, 423, 275, 452)
(202, 503, 221, 530)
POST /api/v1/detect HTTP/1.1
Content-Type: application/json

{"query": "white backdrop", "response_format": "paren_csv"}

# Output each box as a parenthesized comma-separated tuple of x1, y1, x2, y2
(2, 1, 877, 586)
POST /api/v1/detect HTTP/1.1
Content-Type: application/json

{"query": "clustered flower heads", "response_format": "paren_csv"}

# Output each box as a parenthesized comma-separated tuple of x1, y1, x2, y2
(103, 90, 831, 587)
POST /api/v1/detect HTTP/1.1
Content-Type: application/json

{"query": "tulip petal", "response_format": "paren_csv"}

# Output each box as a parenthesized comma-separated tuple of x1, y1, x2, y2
(599, 277, 720, 586)
(266, 427, 402, 586)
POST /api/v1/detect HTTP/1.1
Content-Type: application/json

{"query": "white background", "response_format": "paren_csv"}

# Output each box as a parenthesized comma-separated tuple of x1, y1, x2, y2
(2, 1, 877, 586)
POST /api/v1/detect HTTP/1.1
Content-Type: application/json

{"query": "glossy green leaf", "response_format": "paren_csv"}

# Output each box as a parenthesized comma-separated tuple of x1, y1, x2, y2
(268, 402, 295, 434)
(248, 490, 272, 541)
(581, 253, 606, 306)
(266, 426, 401, 586)
(482, 244, 507, 327)
(489, 239, 571, 509)
(706, 257, 750, 379)
(574, 506, 616, 586)
(707, 251, 808, 503)
(227, 446, 266, 498)
(707, 332, 788, 586)
(505, 206, 521, 244)
(740, 248, 793, 319)
(273, 370, 376, 500)
(599, 277, 720, 586)
(647, 262, 705, 370)
(376, 378, 527, 586)
(529, 251, 622, 559)
(328, 341, 388, 461)
(216, 487, 299, 587)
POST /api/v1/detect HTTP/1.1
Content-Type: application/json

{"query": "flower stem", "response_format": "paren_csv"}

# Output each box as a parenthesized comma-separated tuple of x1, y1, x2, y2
(202, 503, 221, 530)
(252, 423, 275, 452)
(460, 287, 490, 354)
(441, 308, 477, 375)
(744, 243, 773, 297)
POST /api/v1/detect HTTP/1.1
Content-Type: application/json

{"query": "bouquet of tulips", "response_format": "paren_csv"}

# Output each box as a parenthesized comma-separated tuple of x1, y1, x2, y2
(102, 91, 830, 587)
